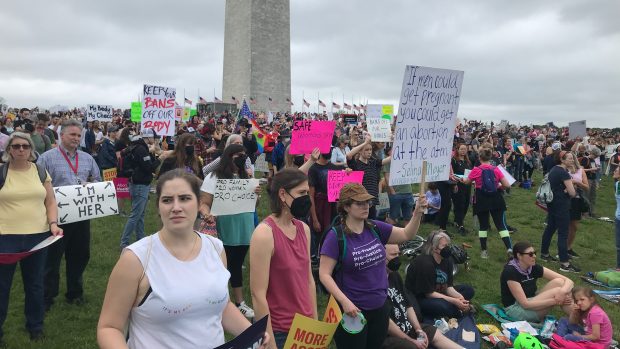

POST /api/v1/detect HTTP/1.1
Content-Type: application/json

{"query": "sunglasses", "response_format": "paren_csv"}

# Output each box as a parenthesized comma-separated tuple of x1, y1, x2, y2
(11, 144, 31, 150)
(520, 251, 536, 257)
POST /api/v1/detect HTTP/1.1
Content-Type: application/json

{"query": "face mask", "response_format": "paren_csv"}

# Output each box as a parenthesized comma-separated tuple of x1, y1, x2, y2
(439, 246, 452, 259)
(233, 155, 246, 169)
(286, 193, 312, 219)
(387, 257, 401, 272)
(185, 145, 194, 156)
(293, 156, 305, 167)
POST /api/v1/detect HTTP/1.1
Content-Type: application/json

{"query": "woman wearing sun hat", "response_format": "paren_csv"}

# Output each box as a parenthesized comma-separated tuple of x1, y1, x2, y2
(319, 183, 427, 349)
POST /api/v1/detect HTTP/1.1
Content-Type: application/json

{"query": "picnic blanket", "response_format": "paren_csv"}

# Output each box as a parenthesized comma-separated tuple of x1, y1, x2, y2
(581, 274, 620, 290)
(441, 314, 481, 349)
(482, 304, 515, 324)
(593, 289, 620, 304)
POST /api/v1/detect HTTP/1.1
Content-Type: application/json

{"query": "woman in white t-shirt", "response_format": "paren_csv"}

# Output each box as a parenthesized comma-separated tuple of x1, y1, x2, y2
(97, 169, 269, 349)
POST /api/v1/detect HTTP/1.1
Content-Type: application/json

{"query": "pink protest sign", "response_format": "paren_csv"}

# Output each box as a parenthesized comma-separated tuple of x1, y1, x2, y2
(327, 171, 364, 202)
(289, 120, 336, 154)
(113, 177, 131, 199)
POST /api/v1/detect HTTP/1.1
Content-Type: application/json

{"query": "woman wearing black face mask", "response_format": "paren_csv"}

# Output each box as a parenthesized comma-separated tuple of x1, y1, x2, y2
(250, 169, 316, 349)
(158, 132, 204, 179)
(405, 231, 475, 320)
(200, 144, 261, 319)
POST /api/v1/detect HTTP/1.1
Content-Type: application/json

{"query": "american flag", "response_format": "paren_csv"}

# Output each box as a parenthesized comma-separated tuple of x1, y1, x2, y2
(231, 96, 239, 104)
(303, 99, 310, 107)
(318, 100, 326, 108)
(199, 96, 207, 104)
(239, 99, 253, 121)
(286, 98, 293, 106)
(184, 98, 193, 105)
(332, 102, 341, 109)
(250, 97, 257, 105)
(214, 96, 222, 103)
(344, 103, 352, 110)
(353, 104, 359, 111)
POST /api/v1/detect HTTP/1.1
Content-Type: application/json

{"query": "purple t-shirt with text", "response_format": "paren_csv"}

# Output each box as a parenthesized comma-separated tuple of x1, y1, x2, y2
(320, 220, 392, 310)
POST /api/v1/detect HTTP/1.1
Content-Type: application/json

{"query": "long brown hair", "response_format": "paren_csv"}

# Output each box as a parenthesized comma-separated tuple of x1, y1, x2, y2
(569, 287, 597, 325)
(174, 133, 201, 176)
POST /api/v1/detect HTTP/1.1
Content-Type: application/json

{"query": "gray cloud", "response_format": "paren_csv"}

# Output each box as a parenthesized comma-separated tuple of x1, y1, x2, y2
(0, 0, 618, 127)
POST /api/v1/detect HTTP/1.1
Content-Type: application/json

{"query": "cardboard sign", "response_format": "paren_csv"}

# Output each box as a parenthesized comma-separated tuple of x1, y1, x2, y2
(183, 107, 191, 122)
(54, 181, 119, 224)
(113, 177, 130, 199)
(289, 120, 336, 155)
(131, 101, 142, 122)
(141, 84, 176, 136)
(283, 314, 338, 349)
(569, 120, 587, 140)
(497, 165, 516, 186)
(0, 235, 62, 264)
(214, 315, 268, 349)
(210, 179, 260, 216)
(327, 171, 364, 202)
(86, 104, 113, 121)
(254, 153, 269, 173)
(102, 168, 117, 182)
(390, 65, 464, 185)
(366, 104, 393, 142)
(322, 295, 342, 324)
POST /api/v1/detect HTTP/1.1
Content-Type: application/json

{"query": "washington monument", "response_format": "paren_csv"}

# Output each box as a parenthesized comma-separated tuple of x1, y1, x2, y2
(222, 0, 291, 113)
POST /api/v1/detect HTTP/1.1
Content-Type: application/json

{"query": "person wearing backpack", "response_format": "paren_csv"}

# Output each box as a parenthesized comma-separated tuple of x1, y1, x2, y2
(119, 128, 161, 249)
(460, 145, 513, 259)
(0, 132, 63, 344)
(540, 151, 580, 273)
(318, 183, 427, 349)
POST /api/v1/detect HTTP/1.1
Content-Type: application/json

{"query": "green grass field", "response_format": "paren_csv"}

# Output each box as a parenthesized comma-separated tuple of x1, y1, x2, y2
(2, 172, 619, 348)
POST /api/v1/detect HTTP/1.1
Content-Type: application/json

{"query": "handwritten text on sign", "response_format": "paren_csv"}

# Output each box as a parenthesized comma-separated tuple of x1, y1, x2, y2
(366, 104, 393, 142)
(141, 84, 176, 137)
(327, 171, 364, 202)
(390, 66, 464, 185)
(210, 179, 259, 216)
(54, 181, 119, 224)
(289, 120, 336, 154)
(283, 313, 338, 349)
(86, 104, 113, 121)
(569, 120, 587, 140)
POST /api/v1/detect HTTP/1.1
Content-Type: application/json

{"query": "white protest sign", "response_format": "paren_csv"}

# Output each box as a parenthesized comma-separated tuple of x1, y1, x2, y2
(377, 192, 390, 212)
(568, 120, 586, 140)
(254, 153, 269, 173)
(390, 66, 464, 185)
(497, 165, 516, 186)
(366, 104, 393, 142)
(211, 179, 260, 216)
(86, 104, 113, 121)
(54, 181, 119, 224)
(142, 84, 176, 137)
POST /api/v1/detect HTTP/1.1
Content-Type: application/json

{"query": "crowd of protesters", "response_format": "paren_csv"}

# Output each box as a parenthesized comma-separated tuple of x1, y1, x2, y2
(0, 105, 618, 348)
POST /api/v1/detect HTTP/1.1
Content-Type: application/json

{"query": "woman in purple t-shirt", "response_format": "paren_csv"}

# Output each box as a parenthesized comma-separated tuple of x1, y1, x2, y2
(319, 183, 427, 349)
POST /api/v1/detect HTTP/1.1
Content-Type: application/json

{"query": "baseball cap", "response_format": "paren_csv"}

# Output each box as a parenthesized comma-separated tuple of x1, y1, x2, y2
(140, 128, 156, 139)
(338, 183, 375, 202)
(108, 125, 120, 133)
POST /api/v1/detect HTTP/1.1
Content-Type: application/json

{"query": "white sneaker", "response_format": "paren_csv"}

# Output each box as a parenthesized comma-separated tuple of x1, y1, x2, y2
(480, 250, 489, 259)
(237, 301, 255, 318)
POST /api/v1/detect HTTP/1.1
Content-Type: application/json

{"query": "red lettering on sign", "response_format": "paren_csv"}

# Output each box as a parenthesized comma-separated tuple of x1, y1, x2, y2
(142, 120, 170, 134)
(144, 97, 175, 109)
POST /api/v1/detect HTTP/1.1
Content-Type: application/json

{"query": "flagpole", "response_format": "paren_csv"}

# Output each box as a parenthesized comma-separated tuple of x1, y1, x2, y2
(317, 91, 319, 114)
(331, 93, 333, 114)
(302, 90, 305, 114)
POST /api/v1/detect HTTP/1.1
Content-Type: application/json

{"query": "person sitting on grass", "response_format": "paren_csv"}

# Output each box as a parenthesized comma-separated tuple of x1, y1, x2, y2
(500, 241, 574, 323)
(424, 182, 441, 224)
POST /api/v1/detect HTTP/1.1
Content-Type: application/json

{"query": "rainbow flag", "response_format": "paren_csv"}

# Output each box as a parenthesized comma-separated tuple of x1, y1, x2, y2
(250, 119, 267, 154)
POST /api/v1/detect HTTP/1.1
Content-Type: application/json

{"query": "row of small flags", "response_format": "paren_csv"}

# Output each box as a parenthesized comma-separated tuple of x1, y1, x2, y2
(182, 96, 366, 111)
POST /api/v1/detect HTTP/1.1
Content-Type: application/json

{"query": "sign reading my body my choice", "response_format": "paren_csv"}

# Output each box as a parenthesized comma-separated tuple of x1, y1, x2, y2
(86, 104, 113, 121)
(390, 66, 464, 185)
(142, 84, 176, 136)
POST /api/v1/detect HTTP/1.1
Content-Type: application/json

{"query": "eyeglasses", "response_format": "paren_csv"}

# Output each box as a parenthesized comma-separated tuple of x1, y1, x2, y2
(10, 144, 31, 150)
(352, 200, 374, 207)
(520, 251, 536, 257)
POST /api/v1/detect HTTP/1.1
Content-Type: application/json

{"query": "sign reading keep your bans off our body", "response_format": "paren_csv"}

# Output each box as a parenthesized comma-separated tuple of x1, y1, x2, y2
(54, 181, 119, 224)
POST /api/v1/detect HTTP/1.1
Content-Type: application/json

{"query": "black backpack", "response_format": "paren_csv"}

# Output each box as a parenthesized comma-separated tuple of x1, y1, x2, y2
(117, 144, 137, 178)
(0, 163, 47, 190)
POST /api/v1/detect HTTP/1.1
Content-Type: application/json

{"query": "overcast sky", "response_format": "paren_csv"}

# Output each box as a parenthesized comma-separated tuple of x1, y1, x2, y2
(1, 0, 618, 127)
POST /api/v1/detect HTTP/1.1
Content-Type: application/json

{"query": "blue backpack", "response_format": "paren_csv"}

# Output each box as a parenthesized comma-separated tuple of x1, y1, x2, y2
(480, 167, 498, 194)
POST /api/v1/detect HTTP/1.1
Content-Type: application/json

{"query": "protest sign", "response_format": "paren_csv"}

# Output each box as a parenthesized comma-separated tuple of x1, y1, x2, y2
(183, 107, 191, 122)
(210, 179, 260, 216)
(498, 120, 509, 131)
(254, 153, 269, 173)
(497, 165, 516, 186)
(390, 65, 464, 185)
(289, 120, 335, 155)
(174, 106, 183, 122)
(283, 313, 338, 349)
(569, 120, 587, 139)
(54, 182, 119, 224)
(141, 84, 176, 136)
(113, 177, 130, 199)
(377, 192, 390, 212)
(342, 114, 358, 125)
(322, 295, 342, 324)
(214, 315, 268, 349)
(131, 101, 141, 122)
(327, 171, 364, 202)
(366, 104, 393, 142)
(102, 168, 117, 182)
(86, 104, 113, 121)
(0, 235, 62, 264)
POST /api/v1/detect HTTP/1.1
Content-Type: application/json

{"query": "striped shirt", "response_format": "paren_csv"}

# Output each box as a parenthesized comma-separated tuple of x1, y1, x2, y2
(347, 157, 382, 204)
(37, 146, 101, 187)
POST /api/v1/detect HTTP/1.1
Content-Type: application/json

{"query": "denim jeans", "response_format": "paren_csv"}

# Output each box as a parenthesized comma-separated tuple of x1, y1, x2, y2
(388, 193, 414, 221)
(0, 232, 51, 338)
(273, 331, 289, 349)
(120, 183, 151, 248)
(514, 156, 525, 182)
(616, 218, 620, 269)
